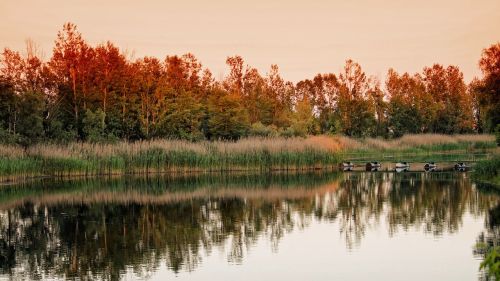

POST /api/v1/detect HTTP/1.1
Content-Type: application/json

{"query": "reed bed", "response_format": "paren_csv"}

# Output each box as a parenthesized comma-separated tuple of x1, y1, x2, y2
(473, 156, 500, 186)
(339, 134, 497, 163)
(0, 138, 341, 178)
(0, 134, 495, 179)
(338, 134, 496, 151)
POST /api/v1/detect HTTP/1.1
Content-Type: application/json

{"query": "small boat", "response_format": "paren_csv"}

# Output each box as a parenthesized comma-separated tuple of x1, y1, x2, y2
(424, 162, 437, 172)
(341, 162, 355, 168)
(340, 162, 354, 171)
(395, 162, 410, 169)
(424, 162, 437, 169)
(395, 167, 409, 173)
(366, 162, 381, 169)
(365, 162, 380, 172)
(455, 162, 468, 171)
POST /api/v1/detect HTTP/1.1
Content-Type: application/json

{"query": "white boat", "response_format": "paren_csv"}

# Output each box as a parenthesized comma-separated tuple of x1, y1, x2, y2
(341, 162, 354, 168)
(455, 162, 468, 171)
(395, 167, 409, 173)
(395, 162, 410, 169)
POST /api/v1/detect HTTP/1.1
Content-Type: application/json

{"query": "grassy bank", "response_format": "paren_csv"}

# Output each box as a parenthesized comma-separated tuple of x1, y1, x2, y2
(0, 134, 496, 180)
(339, 134, 496, 162)
(0, 138, 341, 179)
(473, 156, 500, 186)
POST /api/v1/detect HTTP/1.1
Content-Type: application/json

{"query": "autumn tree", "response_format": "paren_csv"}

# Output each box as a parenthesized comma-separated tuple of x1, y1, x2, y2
(0, 45, 47, 144)
(266, 65, 294, 128)
(477, 43, 500, 133)
(422, 64, 473, 133)
(337, 60, 376, 137)
(206, 90, 250, 140)
(48, 23, 93, 135)
(94, 42, 126, 115)
(0, 22, 495, 144)
(133, 57, 162, 138)
(385, 69, 423, 136)
(224, 56, 244, 95)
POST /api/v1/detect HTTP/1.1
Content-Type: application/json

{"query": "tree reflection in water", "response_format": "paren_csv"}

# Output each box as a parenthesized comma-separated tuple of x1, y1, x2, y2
(0, 172, 498, 280)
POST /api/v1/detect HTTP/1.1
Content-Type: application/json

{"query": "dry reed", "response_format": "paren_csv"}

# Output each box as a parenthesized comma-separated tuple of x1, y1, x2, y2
(0, 134, 495, 178)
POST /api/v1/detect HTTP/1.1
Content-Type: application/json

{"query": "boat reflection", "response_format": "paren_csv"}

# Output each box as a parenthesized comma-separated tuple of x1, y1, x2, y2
(0, 172, 497, 280)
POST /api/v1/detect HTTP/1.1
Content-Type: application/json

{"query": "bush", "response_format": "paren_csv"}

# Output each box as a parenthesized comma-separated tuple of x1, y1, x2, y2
(249, 122, 278, 137)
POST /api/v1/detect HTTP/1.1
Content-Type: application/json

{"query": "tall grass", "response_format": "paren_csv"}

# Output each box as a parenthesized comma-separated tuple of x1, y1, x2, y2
(0, 134, 495, 180)
(473, 156, 500, 186)
(0, 138, 341, 179)
(338, 134, 496, 151)
(339, 134, 497, 162)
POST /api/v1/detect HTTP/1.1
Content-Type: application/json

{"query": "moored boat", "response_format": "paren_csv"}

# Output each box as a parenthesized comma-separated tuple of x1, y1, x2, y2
(395, 167, 409, 173)
(424, 162, 437, 169)
(366, 162, 381, 169)
(341, 162, 354, 171)
(341, 162, 354, 168)
(424, 162, 437, 172)
(455, 162, 468, 171)
(395, 162, 410, 169)
(365, 161, 381, 172)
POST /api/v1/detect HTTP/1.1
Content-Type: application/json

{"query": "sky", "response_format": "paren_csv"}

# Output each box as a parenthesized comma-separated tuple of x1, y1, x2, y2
(1, 0, 499, 83)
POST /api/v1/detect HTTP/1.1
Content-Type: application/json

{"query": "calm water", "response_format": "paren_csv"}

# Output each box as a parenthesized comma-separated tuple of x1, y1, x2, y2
(0, 172, 499, 280)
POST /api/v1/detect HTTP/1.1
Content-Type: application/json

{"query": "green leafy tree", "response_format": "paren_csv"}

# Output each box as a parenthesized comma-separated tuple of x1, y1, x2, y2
(82, 108, 112, 143)
(17, 92, 45, 145)
(154, 91, 204, 140)
(0, 78, 18, 142)
(387, 100, 421, 137)
(206, 91, 250, 140)
(291, 97, 318, 137)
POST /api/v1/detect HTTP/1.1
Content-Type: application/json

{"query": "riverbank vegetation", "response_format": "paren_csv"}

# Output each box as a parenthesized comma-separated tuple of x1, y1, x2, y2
(0, 134, 495, 180)
(0, 23, 498, 179)
(473, 156, 500, 186)
(0, 23, 499, 146)
(0, 137, 342, 179)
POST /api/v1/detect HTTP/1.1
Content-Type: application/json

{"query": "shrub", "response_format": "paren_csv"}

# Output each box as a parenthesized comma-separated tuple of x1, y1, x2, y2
(249, 122, 278, 137)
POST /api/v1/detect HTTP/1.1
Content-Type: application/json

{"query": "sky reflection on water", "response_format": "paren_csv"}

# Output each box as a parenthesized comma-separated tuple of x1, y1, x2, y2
(0, 172, 498, 280)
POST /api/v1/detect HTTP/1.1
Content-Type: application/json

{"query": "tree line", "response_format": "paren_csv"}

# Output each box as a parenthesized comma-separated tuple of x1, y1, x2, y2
(0, 23, 498, 145)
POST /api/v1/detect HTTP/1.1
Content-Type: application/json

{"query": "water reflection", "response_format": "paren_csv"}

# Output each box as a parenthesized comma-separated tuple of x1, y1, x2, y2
(0, 172, 498, 280)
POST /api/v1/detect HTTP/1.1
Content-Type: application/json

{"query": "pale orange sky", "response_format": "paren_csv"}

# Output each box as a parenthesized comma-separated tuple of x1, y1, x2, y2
(1, 0, 499, 82)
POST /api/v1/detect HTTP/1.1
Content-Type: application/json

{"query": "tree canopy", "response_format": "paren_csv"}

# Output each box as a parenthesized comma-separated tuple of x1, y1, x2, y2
(0, 23, 496, 144)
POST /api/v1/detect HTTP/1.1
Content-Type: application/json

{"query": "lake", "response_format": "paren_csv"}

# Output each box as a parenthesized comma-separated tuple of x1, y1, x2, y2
(0, 171, 499, 280)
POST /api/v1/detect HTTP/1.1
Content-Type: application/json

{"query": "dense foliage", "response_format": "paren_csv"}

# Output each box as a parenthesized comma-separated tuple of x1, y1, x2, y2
(0, 23, 498, 144)
(473, 156, 500, 186)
